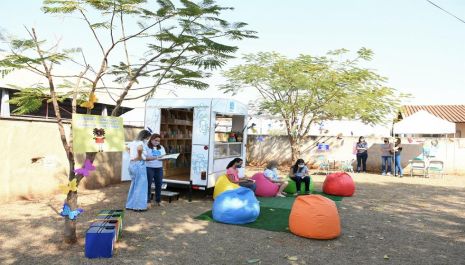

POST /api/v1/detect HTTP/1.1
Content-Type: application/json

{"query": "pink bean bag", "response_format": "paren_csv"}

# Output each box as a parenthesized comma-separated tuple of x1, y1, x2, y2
(251, 172, 279, 197)
(323, 172, 355, 197)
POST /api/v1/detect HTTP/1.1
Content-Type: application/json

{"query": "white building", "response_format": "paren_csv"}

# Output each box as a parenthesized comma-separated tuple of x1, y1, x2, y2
(248, 115, 390, 137)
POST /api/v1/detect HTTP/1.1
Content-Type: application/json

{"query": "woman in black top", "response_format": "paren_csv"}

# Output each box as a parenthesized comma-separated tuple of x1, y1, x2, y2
(356, 136, 368, 173)
(393, 138, 403, 177)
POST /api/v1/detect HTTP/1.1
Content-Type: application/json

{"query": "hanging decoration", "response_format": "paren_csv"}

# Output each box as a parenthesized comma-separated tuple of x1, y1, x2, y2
(74, 159, 96, 177)
(60, 203, 84, 220)
(59, 178, 78, 194)
(72, 114, 124, 153)
(80, 92, 98, 109)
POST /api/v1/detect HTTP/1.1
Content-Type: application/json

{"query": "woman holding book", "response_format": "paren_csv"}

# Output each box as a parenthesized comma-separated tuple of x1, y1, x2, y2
(145, 133, 166, 207)
(289, 159, 311, 195)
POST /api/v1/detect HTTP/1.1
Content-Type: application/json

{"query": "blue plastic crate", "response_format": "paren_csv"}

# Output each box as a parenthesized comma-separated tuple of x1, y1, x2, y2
(89, 220, 119, 242)
(95, 214, 123, 239)
(85, 226, 115, 259)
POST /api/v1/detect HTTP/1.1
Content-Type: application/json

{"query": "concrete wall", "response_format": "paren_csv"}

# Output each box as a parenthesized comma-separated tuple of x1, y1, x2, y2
(456, 123, 465, 138)
(0, 117, 141, 202)
(246, 135, 465, 175)
(2, 116, 464, 202)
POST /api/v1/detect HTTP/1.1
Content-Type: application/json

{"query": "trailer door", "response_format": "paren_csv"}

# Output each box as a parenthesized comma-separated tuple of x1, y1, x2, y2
(190, 105, 211, 187)
(144, 105, 161, 133)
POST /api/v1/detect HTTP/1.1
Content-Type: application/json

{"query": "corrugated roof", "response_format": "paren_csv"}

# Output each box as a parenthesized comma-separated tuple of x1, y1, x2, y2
(401, 105, 465, 123)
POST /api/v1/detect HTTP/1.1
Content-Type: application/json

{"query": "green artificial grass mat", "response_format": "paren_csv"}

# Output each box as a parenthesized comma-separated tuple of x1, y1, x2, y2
(258, 191, 343, 209)
(311, 191, 344, 202)
(194, 191, 344, 233)
(195, 207, 291, 232)
(256, 196, 296, 210)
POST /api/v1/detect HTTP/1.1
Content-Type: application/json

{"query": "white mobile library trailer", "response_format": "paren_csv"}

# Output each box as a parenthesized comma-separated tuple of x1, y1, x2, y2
(144, 98, 248, 192)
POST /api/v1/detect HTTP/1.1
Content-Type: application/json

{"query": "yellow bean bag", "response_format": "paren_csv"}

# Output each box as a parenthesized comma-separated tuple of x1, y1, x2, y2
(213, 175, 240, 199)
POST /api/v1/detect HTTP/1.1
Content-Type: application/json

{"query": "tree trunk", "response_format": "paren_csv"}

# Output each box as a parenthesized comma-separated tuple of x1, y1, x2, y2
(63, 152, 96, 244)
(64, 154, 77, 244)
(289, 136, 301, 163)
(64, 189, 78, 243)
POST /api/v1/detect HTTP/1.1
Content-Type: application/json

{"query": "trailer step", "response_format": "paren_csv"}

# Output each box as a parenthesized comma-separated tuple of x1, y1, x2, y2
(160, 191, 180, 203)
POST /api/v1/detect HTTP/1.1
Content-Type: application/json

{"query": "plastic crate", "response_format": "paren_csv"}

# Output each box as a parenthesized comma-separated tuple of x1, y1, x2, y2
(85, 226, 115, 258)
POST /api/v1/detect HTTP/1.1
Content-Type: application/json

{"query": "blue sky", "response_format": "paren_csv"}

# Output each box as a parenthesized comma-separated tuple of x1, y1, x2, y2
(1, 0, 464, 105)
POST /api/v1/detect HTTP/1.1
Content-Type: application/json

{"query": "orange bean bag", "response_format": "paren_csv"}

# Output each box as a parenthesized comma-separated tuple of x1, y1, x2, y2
(251, 172, 279, 197)
(289, 195, 341, 239)
(213, 175, 240, 199)
(323, 172, 355, 197)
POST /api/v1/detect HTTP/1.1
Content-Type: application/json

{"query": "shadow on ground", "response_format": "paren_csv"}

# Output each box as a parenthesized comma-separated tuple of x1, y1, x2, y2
(0, 177, 464, 265)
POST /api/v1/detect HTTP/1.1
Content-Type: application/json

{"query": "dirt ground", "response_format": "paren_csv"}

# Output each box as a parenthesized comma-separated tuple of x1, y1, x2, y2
(1, 169, 464, 265)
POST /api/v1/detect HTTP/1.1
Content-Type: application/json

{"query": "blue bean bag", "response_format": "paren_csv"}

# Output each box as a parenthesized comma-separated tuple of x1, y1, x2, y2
(212, 187, 260, 225)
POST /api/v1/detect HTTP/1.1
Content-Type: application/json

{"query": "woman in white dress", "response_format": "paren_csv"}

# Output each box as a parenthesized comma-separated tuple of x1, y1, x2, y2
(126, 129, 151, 211)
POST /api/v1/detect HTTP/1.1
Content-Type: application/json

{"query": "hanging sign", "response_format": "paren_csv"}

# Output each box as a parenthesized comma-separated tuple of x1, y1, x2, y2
(72, 114, 124, 153)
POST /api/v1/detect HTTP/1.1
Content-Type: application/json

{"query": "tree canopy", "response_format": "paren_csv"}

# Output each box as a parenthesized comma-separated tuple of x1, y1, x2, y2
(1, 0, 257, 115)
(0, 0, 257, 244)
(221, 48, 406, 160)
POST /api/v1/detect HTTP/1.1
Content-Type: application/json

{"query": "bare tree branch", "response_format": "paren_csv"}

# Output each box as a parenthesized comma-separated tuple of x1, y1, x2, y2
(120, 9, 132, 78)
(79, 9, 105, 56)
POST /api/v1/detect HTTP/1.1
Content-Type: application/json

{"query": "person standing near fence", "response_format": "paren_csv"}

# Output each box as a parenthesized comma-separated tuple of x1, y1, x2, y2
(381, 138, 393, 176)
(355, 136, 368, 173)
(393, 138, 403, 177)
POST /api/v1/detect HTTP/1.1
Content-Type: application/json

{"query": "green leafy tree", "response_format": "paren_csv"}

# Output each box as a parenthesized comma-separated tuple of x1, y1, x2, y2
(222, 49, 405, 162)
(0, 0, 256, 244)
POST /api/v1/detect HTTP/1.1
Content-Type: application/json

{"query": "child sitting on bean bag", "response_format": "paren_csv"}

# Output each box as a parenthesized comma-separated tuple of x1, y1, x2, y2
(251, 172, 279, 197)
(262, 160, 288, 197)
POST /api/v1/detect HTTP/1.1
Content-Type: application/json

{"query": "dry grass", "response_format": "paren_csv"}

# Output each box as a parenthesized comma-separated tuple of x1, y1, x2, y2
(0, 170, 464, 265)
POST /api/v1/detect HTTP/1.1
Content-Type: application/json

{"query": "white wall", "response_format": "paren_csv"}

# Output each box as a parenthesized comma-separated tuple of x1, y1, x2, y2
(248, 117, 391, 137)
(246, 135, 465, 175)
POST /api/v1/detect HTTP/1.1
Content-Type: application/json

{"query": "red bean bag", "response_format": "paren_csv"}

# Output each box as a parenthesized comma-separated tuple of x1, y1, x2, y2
(289, 195, 341, 239)
(322, 172, 355, 197)
(251, 172, 279, 197)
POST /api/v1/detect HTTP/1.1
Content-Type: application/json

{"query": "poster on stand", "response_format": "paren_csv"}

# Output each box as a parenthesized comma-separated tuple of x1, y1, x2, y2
(72, 114, 124, 153)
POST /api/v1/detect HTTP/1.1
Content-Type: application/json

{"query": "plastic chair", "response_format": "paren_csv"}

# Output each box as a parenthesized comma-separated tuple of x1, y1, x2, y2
(427, 160, 444, 179)
(409, 159, 426, 178)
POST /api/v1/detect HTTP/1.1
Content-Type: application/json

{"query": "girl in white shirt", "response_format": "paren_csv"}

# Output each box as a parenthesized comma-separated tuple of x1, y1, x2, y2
(145, 133, 166, 207)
